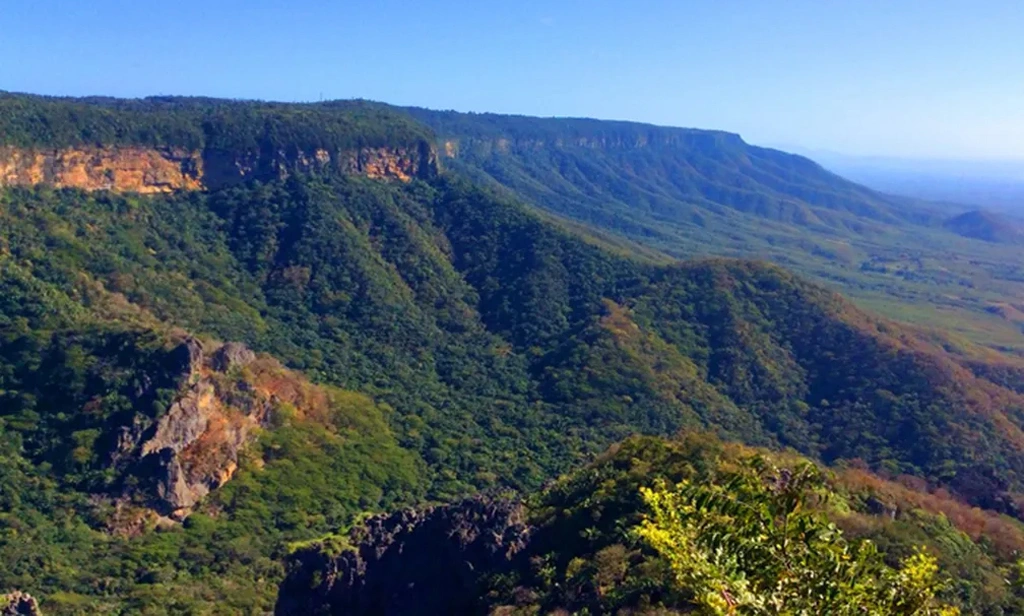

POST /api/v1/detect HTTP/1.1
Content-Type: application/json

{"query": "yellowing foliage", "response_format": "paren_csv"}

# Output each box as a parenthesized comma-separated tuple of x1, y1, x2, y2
(638, 457, 959, 615)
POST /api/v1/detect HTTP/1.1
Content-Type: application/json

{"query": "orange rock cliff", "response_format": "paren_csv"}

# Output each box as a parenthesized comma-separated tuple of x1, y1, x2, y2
(0, 146, 202, 194)
(0, 142, 438, 193)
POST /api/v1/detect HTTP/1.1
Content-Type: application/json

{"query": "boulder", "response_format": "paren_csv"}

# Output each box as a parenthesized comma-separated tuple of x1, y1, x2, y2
(211, 342, 256, 372)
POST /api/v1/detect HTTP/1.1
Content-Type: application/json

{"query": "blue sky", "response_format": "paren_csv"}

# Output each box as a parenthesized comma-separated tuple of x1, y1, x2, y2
(3, 0, 1023, 159)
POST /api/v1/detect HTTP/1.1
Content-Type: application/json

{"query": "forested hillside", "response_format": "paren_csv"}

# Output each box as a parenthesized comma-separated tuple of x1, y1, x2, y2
(3, 94, 1024, 613)
(405, 107, 1024, 354)
(0, 92, 431, 152)
(281, 432, 1024, 615)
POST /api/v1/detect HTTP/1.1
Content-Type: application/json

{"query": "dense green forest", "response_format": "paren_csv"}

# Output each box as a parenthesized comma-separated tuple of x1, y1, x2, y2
(6, 173, 1024, 613)
(4, 94, 1024, 613)
(7, 175, 1024, 497)
(0, 92, 431, 152)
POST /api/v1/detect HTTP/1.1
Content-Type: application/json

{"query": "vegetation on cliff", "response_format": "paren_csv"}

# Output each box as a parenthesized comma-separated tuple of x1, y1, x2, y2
(0, 92, 432, 153)
(283, 433, 1024, 614)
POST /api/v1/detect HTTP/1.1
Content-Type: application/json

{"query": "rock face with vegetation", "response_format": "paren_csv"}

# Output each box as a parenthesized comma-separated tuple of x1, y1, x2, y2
(0, 593, 41, 616)
(0, 143, 436, 193)
(277, 496, 531, 615)
(118, 337, 269, 519)
(0, 145, 203, 193)
(3, 93, 1024, 613)
(0, 93, 439, 194)
(285, 433, 1011, 614)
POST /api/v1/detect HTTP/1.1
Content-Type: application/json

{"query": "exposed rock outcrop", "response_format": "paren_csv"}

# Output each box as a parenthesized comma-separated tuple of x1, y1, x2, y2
(201, 143, 437, 188)
(115, 338, 269, 519)
(0, 145, 202, 193)
(276, 496, 531, 616)
(1, 592, 41, 616)
(0, 143, 438, 193)
(210, 341, 256, 372)
(437, 130, 746, 160)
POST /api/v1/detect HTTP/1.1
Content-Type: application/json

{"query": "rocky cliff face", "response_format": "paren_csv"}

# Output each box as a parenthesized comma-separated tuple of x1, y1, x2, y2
(276, 497, 531, 615)
(0, 142, 438, 193)
(438, 132, 745, 160)
(202, 142, 438, 188)
(113, 338, 267, 519)
(0, 146, 202, 193)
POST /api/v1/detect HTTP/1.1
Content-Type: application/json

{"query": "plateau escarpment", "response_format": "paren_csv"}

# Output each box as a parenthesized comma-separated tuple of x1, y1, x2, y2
(0, 93, 439, 192)
(200, 142, 437, 188)
(403, 106, 920, 227)
(0, 145, 203, 193)
(0, 143, 436, 193)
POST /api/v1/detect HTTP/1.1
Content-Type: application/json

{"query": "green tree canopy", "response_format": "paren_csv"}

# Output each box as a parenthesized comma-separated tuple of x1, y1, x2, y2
(638, 456, 959, 615)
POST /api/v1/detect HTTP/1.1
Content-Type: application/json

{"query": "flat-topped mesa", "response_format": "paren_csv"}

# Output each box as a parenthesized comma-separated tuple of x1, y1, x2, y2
(0, 143, 438, 193)
(0, 93, 443, 192)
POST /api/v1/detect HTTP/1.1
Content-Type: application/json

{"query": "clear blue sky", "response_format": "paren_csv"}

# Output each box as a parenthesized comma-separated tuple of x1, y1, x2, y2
(3, 0, 1023, 159)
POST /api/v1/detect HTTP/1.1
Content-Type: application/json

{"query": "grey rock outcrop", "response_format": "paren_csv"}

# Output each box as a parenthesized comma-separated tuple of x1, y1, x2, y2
(114, 338, 270, 519)
(211, 342, 256, 372)
(141, 380, 214, 459)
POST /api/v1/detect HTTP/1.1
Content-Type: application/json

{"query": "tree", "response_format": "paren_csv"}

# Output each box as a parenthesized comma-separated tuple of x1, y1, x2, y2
(637, 456, 959, 615)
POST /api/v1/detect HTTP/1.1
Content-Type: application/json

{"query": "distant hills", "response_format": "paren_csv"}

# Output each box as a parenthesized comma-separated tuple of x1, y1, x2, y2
(401, 106, 1024, 353)
(944, 209, 1024, 244)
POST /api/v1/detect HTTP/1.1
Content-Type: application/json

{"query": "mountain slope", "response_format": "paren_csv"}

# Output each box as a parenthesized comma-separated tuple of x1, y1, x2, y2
(0, 328, 423, 613)
(944, 209, 1024, 244)
(404, 107, 1024, 354)
(7, 163, 1024, 506)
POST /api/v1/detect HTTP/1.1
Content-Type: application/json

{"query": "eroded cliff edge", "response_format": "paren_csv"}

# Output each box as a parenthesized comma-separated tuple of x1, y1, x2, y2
(0, 143, 437, 193)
